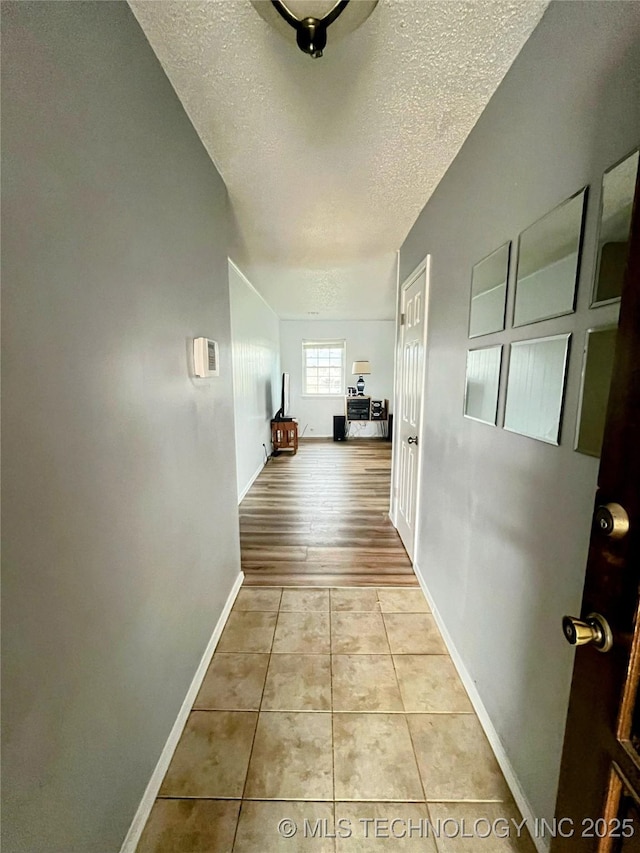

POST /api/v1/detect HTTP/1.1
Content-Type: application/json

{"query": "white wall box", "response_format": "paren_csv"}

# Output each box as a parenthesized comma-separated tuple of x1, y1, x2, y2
(193, 337, 220, 378)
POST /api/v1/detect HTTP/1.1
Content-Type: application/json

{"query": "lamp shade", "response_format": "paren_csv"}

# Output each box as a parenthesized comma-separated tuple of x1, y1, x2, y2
(352, 361, 371, 375)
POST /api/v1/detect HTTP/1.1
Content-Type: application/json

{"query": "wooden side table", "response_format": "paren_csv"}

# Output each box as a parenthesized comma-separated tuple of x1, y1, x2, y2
(271, 420, 298, 454)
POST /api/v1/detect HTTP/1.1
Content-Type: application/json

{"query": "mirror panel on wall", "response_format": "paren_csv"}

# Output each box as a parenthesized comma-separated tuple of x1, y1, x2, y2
(513, 189, 586, 327)
(592, 149, 639, 306)
(464, 345, 502, 426)
(575, 325, 618, 457)
(469, 243, 510, 338)
(504, 334, 571, 445)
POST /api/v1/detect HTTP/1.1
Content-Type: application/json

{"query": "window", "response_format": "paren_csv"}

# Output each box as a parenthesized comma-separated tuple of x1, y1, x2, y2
(302, 340, 345, 396)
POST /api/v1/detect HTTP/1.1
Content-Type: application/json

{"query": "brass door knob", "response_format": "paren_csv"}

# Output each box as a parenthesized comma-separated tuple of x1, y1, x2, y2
(407, 436, 418, 445)
(594, 502, 630, 539)
(562, 613, 613, 653)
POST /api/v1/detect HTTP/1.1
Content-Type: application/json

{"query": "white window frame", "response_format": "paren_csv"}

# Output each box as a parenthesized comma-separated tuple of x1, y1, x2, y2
(302, 339, 346, 397)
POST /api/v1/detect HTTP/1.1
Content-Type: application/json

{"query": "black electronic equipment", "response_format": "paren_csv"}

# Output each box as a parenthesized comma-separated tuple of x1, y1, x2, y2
(273, 373, 292, 421)
(333, 415, 347, 441)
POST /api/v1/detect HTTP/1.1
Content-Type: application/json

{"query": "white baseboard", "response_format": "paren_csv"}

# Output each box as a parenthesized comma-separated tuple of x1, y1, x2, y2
(238, 460, 265, 504)
(413, 563, 549, 853)
(119, 571, 244, 853)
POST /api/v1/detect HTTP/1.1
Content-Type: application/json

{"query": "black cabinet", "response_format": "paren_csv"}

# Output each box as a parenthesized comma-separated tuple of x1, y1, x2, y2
(345, 397, 388, 421)
(345, 396, 372, 421)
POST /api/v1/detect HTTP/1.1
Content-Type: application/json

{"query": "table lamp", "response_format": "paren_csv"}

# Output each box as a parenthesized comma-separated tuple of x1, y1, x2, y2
(352, 361, 371, 396)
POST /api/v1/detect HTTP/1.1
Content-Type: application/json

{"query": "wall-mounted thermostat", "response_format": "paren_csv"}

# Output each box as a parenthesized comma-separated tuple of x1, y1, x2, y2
(193, 337, 219, 378)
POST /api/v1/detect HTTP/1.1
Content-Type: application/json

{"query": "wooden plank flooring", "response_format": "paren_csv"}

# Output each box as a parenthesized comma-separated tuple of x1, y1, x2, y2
(241, 438, 418, 587)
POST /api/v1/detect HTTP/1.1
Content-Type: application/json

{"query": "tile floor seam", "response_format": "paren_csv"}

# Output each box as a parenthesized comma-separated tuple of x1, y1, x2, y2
(329, 609, 335, 655)
(182, 708, 476, 715)
(332, 799, 430, 804)
(235, 608, 432, 613)
(381, 610, 408, 714)
(383, 610, 433, 820)
(425, 798, 510, 803)
(330, 652, 336, 805)
(425, 800, 442, 853)
(229, 602, 280, 851)
(244, 584, 425, 588)
(331, 801, 337, 853)
(329, 652, 336, 804)
(228, 784, 250, 847)
(155, 795, 242, 801)
(152, 796, 513, 803)
(209, 650, 452, 656)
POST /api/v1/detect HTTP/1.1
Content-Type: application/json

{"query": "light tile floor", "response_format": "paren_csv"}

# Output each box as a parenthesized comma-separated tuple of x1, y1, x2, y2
(137, 587, 536, 852)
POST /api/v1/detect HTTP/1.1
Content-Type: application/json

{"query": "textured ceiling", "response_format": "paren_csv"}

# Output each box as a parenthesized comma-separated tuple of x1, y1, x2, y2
(129, 0, 548, 319)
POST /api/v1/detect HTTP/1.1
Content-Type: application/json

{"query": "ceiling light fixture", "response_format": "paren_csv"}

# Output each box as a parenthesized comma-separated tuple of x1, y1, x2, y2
(272, 0, 348, 58)
(253, 1, 378, 59)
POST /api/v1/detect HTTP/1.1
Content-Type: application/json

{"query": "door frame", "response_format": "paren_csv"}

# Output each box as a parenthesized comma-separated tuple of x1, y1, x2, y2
(390, 253, 431, 564)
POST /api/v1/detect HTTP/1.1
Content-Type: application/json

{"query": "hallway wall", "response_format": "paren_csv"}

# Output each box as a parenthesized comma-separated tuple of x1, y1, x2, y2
(280, 319, 395, 437)
(1, 3, 241, 851)
(229, 260, 281, 500)
(399, 0, 640, 831)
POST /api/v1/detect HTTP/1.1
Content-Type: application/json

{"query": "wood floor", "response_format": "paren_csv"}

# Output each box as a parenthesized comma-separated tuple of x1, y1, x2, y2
(240, 438, 418, 587)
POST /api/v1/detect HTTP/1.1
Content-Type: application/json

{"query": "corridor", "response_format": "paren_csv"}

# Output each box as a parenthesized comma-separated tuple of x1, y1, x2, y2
(136, 441, 535, 852)
(5, 3, 640, 849)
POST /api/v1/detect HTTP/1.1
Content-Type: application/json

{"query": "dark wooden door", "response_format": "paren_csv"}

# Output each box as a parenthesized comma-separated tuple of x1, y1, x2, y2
(553, 171, 640, 850)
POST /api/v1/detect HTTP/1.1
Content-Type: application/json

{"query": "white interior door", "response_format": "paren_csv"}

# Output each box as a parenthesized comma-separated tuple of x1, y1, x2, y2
(395, 265, 427, 561)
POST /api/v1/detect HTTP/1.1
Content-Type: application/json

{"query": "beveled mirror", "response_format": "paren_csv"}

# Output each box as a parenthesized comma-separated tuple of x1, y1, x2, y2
(504, 334, 571, 445)
(469, 243, 510, 338)
(513, 189, 586, 327)
(592, 149, 639, 306)
(464, 345, 502, 426)
(575, 326, 618, 457)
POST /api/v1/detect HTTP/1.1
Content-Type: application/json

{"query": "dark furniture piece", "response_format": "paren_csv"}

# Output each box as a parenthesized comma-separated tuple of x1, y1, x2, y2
(345, 396, 388, 422)
(333, 415, 347, 441)
(345, 396, 372, 421)
(342, 397, 390, 438)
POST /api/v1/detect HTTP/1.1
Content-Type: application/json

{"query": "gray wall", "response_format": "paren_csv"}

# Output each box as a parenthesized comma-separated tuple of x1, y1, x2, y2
(400, 1, 640, 826)
(1, 3, 241, 851)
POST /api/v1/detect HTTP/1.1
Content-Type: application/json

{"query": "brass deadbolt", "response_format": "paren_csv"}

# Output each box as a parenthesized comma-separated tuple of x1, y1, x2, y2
(595, 502, 630, 540)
